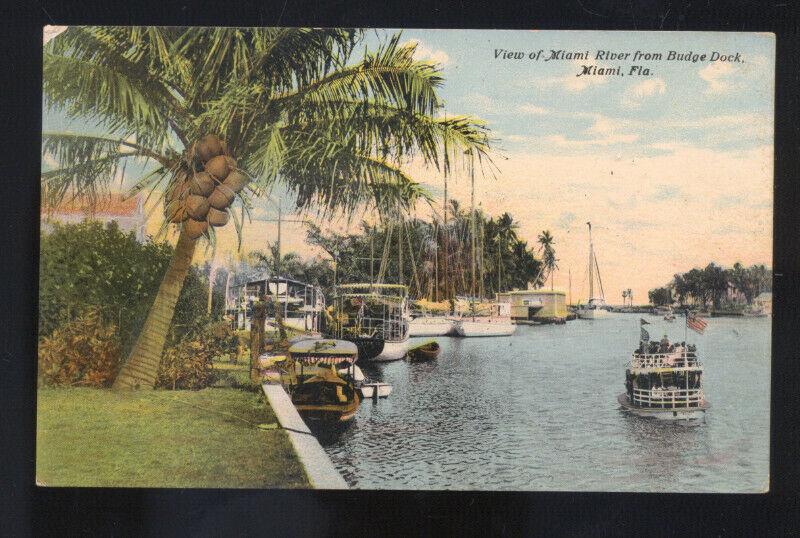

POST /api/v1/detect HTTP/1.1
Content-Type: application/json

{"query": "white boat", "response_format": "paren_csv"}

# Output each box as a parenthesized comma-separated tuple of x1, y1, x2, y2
(619, 334, 710, 421)
(373, 339, 410, 361)
(452, 318, 516, 337)
(576, 222, 610, 320)
(359, 382, 393, 399)
(576, 298, 609, 319)
(451, 302, 516, 337)
(331, 283, 410, 362)
(409, 316, 455, 337)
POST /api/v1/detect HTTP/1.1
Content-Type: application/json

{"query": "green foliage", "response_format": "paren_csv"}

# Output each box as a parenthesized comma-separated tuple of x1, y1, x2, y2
(304, 202, 543, 299)
(648, 287, 673, 307)
(38, 221, 208, 354)
(43, 27, 492, 229)
(38, 308, 122, 387)
(157, 321, 239, 390)
(654, 262, 772, 308)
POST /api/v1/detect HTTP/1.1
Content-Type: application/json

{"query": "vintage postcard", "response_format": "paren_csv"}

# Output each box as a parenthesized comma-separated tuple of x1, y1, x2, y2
(38, 27, 773, 492)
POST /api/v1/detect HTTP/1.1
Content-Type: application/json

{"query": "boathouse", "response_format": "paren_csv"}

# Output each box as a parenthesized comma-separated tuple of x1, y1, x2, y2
(496, 290, 568, 323)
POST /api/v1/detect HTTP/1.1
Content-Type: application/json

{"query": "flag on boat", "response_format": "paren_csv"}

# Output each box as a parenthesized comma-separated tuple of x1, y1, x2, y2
(641, 327, 650, 342)
(640, 318, 650, 325)
(687, 314, 708, 334)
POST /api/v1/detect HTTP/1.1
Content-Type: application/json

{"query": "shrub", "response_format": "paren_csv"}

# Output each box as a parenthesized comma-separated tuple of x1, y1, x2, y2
(38, 308, 122, 387)
(156, 322, 236, 390)
(39, 221, 210, 356)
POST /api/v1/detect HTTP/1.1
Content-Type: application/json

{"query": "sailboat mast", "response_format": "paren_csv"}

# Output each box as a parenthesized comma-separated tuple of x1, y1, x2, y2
(568, 267, 572, 306)
(587, 222, 594, 300)
(443, 174, 449, 305)
(398, 214, 404, 286)
(470, 160, 476, 307)
(434, 222, 439, 302)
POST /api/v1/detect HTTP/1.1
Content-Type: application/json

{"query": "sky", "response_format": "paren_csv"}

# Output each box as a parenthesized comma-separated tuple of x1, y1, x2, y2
(43, 28, 774, 304)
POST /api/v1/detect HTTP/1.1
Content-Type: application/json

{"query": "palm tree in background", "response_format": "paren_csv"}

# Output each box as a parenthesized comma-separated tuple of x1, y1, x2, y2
(42, 27, 490, 389)
(536, 230, 557, 290)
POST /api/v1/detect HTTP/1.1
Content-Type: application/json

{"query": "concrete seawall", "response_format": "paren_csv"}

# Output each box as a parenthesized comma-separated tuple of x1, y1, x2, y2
(261, 383, 348, 489)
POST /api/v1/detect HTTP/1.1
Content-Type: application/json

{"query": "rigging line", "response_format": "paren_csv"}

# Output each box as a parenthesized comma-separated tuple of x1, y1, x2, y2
(376, 224, 393, 285)
(404, 220, 422, 297)
(594, 250, 606, 300)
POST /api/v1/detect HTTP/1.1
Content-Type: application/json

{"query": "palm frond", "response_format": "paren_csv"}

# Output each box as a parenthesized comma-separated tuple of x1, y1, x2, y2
(41, 132, 167, 208)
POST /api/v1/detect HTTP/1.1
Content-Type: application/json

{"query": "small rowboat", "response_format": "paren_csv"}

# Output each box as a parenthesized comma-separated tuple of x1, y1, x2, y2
(407, 340, 440, 362)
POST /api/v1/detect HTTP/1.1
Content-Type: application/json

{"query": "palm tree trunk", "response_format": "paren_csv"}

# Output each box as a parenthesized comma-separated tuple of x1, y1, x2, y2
(113, 230, 198, 390)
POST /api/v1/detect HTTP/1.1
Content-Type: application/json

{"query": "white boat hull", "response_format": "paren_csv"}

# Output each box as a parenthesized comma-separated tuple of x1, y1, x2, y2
(360, 382, 392, 399)
(371, 339, 410, 362)
(617, 393, 708, 420)
(576, 307, 609, 319)
(453, 319, 516, 337)
(409, 317, 454, 337)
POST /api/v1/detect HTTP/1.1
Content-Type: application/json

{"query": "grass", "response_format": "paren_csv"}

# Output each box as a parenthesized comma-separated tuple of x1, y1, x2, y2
(36, 384, 310, 488)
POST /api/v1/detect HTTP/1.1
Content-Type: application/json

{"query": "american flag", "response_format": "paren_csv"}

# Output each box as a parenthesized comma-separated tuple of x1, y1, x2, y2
(687, 314, 708, 334)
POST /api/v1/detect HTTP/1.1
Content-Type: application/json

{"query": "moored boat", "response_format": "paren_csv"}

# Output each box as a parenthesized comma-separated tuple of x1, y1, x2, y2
(328, 283, 410, 362)
(576, 222, 610, 320)
(409, 315, 455, 337)
(283, 339, 362, 423)
(452, 301, 516, 337)
(407, 340, 440, 362)
(359, 382, 393, 399)
(291, 367, 361, 422)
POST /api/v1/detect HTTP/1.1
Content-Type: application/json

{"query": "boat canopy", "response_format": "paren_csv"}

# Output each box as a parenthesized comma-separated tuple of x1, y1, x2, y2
(289, 339, 358, 356)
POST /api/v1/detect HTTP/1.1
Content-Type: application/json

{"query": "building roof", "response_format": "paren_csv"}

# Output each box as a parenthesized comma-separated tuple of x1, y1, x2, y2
(42, 193, 141, 218)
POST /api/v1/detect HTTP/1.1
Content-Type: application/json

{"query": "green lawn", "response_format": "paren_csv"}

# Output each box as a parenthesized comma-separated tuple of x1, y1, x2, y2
(36, 386, 310, 488)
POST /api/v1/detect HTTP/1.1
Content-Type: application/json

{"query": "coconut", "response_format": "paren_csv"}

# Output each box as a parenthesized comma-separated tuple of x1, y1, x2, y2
(205, 155, 231, 180)
(207, 207, 230, 227)
(208, 184, 236, 210)
(194, 135, 224, 162)
(186, 194, 211, 220)
(183, 218, 208, 240)
(189, 171, 216, 196)
(165, 200, 188, 223)
(165, 178, 189, 204)
(222, 169, 249, 193)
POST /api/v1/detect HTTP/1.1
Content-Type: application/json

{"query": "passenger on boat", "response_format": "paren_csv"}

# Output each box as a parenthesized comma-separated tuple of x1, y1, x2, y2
(659, 335, 671, 353)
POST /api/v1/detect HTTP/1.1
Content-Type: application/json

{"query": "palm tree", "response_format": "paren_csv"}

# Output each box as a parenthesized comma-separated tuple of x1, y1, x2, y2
(536, 230, 557, 290)
(43, 27, 490, 389)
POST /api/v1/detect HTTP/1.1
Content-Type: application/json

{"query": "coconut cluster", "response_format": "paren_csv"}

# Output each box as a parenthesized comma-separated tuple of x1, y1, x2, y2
(164, 135, 249, 240)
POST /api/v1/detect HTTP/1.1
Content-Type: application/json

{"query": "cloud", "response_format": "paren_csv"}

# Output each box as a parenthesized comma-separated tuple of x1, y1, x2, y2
(621, 78, 666, 108)
(461, 93, 500, 114)
(556, 211, 576, 230)
(518, 104, 549, 115)
(404, 39, 450, 66)
(698, 62, 735, 94)
(650, 184, 681, 201)
(713, 194, 745, 209)
(531, 60, 612, 93)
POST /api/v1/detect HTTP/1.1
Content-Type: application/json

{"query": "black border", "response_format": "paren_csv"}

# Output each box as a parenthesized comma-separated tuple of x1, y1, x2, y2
(3, 1, 799, 535)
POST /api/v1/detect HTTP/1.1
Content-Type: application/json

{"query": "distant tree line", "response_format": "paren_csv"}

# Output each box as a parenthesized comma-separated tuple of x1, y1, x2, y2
(648, 262, 771, 308)
(299, 200, 547, 300)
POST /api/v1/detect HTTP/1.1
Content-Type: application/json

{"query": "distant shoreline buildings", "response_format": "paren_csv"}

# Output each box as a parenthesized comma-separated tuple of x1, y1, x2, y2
(40, 193, 146, 243)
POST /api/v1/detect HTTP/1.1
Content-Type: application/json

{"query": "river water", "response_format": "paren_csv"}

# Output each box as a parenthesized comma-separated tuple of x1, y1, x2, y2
(317, 313, 770, 492)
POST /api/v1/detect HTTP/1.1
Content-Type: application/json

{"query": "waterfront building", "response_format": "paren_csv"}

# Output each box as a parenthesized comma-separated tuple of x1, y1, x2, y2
(40, 193, 146, 242)
(496, 289, 568, 322)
